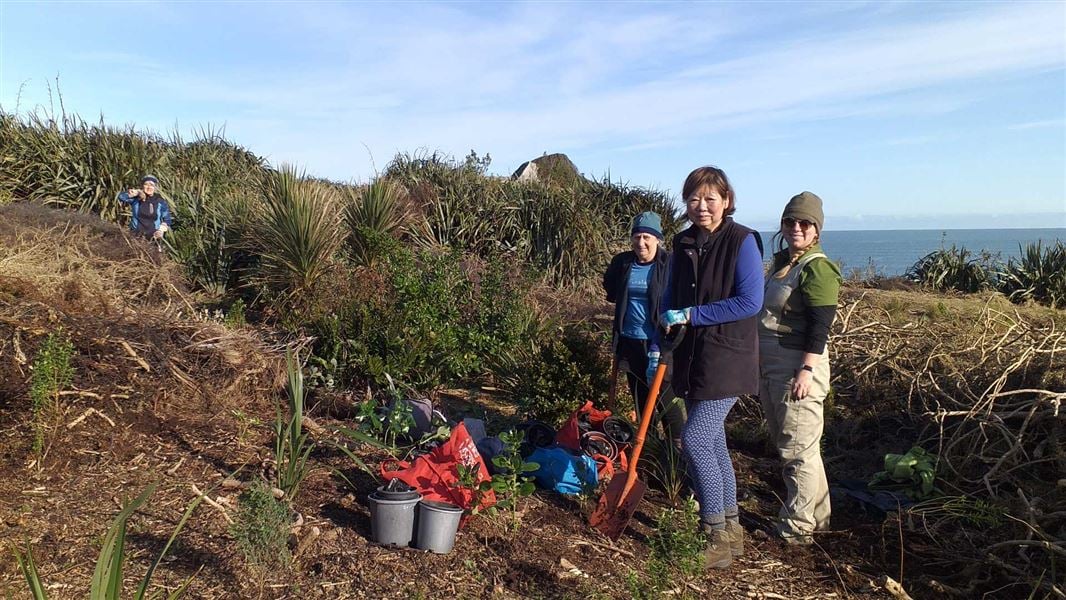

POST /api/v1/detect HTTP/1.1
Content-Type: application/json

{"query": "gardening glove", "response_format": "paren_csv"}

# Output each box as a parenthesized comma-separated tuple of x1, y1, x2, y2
(645, 352, 660, 383)
(661, 308, 691, 330)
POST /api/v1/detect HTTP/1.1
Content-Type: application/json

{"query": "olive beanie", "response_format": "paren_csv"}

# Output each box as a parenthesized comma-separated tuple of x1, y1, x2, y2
(782, 191, 824, 232)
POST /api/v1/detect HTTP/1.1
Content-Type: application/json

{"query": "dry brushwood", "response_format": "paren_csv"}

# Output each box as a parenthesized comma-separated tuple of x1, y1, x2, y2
(833, 289, 1065, 596)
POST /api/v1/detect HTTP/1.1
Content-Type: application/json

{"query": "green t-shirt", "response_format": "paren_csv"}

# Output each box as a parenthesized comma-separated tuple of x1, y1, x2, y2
(769, 243, 842, 349)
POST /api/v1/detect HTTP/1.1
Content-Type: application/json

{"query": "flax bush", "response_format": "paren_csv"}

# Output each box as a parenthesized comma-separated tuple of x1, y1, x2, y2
(998, 240, 1066, 308)
(905, 245, 997, 294)
(14, 483, 203, 600)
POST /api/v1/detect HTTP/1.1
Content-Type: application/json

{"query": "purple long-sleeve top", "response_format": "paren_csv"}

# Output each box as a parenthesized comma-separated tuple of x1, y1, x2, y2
(660, 233, 764, 333)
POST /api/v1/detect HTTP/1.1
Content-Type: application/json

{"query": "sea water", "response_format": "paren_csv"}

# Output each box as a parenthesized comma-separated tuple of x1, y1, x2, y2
(757, 228, 1065, 277)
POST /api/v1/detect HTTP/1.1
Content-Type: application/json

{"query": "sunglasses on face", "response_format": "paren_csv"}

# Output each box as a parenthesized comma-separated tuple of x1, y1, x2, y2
(782, 218, 815, 231)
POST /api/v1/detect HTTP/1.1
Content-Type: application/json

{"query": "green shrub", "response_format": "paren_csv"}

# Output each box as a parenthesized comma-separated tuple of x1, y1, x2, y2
(491, 322, 611, 426)
(253, 166, 343, 309)
(231, 481, 292, 570)
(309, 237, 534, 391)
(998, 240, 1066, 308)
(164, 179, 255, 299)
(29, 330, 74, 454)
(627, 497, 705, 598)
(906, 245, 997, 293)
(485, 430, 540, 532)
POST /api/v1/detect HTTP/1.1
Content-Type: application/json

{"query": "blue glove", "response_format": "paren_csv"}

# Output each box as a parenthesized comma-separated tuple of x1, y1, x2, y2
(645, 352, 660, 383)
(661, 308, 691, 329)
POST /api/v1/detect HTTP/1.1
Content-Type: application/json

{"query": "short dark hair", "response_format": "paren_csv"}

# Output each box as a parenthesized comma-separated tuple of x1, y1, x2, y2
(682, 166, 736, 217)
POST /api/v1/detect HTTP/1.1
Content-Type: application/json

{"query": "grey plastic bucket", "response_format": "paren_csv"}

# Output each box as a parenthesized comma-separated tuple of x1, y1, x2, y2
(415, 500, 464, 554)
(368, 492, 422, 547)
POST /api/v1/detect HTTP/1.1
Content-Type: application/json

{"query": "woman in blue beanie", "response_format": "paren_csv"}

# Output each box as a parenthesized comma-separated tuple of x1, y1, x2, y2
(602, 211, 685, 448)
(117, 175, 172, 241)
(660, 166, 764, 569)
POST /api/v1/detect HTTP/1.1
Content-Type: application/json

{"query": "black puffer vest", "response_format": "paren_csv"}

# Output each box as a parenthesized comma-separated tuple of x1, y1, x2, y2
(669, 219, 760, 401)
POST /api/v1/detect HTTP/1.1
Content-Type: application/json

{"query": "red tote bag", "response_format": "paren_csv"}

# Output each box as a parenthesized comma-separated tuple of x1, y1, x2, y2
(380, 422, 496, 515)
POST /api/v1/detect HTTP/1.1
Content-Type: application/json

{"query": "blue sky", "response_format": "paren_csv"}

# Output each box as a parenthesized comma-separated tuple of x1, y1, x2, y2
(1, 1, 1064, 230)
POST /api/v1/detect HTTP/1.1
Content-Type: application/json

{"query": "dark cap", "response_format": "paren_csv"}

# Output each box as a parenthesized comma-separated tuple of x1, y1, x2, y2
(782, 191, 824, 232)
(142, 175, 159, 185)
(631, 211, 664, 240)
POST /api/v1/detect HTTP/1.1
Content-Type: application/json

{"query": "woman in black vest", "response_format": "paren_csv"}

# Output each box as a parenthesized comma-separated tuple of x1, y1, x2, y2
(660, 166, 764, 569)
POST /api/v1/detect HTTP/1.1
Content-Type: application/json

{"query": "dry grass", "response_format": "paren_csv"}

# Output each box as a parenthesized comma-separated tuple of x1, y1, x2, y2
(833, 287, 1065, 598)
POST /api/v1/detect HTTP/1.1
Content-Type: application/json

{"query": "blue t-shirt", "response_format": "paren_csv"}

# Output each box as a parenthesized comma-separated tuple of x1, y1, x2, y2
(621, 263, 655, 340)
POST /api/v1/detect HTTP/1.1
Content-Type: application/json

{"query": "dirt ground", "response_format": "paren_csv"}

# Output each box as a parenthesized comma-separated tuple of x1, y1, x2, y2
(0, 204, 917, 599)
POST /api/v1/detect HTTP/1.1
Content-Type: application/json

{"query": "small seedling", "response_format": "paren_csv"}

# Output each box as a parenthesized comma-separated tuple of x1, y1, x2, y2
(487, 430, 539, 532)
(231, 480, 292, 571)
(29, 329, 74, 456)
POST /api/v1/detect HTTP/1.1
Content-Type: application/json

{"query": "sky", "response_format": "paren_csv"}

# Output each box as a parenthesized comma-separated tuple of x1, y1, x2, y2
(1, 1, 1064, 230)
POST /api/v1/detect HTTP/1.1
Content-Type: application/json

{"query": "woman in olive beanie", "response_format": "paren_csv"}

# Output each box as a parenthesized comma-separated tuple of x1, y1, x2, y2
(757, 191, 842, 545)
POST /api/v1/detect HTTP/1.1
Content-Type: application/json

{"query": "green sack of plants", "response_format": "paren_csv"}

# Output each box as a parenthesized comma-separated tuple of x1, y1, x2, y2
(871, 446, 937, 499)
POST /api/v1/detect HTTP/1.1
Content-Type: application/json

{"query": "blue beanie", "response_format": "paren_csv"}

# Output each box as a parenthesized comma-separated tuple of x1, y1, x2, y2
(142, 175, 159, 185)
(631, 211, 664, 240)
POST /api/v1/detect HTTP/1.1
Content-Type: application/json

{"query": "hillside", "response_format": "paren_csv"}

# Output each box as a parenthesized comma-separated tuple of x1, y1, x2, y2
(0, 204, 925, 599)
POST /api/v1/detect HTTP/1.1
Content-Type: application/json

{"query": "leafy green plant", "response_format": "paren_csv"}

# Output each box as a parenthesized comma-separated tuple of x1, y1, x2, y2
(998, 240, 1066, 308)
(486, 430, 540, 532)
(230, 480, 292, 571)
(627, 497, 705, 598)
(224, 298, 247, 328)
(454, 462, 491, 517)
(29, 329, 74, 454)
(13, 482, 203, 600)
(491, 323, 611, 426)
(273, 351, 313, 501)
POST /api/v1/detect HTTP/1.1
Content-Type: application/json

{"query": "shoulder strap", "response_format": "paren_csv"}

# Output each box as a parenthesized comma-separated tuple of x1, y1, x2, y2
(797, 251, 827, 268)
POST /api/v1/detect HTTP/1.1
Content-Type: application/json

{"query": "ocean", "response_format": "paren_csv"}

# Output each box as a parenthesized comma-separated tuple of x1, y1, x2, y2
(756, 228, 1065, 277)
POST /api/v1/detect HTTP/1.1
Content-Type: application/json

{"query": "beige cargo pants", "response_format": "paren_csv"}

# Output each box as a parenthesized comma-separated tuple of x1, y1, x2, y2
(758, 340, 831, 537)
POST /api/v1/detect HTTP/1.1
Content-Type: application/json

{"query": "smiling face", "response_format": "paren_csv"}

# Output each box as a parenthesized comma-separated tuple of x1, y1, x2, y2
(781, 217, 818, 252)
(686, 184, 731, 233)
(631, 232, 659, 263)
(141, 180, 157, 197)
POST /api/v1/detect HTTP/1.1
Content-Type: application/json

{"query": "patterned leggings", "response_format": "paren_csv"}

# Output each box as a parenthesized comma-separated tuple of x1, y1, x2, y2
(682, 397, 738, 524)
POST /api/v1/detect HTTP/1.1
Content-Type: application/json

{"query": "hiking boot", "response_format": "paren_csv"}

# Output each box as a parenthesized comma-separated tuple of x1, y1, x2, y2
(776, 524, 813, 546)
(703, 528, 733, 569)
(725, 520, 745, 556)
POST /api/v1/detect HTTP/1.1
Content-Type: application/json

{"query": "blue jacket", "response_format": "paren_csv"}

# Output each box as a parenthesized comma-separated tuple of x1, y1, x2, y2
(117, 191, 172, 233)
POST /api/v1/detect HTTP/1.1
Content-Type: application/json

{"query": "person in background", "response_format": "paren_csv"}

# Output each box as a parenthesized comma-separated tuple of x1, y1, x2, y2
(117, 175, 171, 241)
(660, 166, 764, 569)
(602, 211, 685, 448)
(758, 191, 842, 545)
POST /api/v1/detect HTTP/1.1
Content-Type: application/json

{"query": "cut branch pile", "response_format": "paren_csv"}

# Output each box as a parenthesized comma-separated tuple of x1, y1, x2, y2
(833, 288, 1065, 598)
